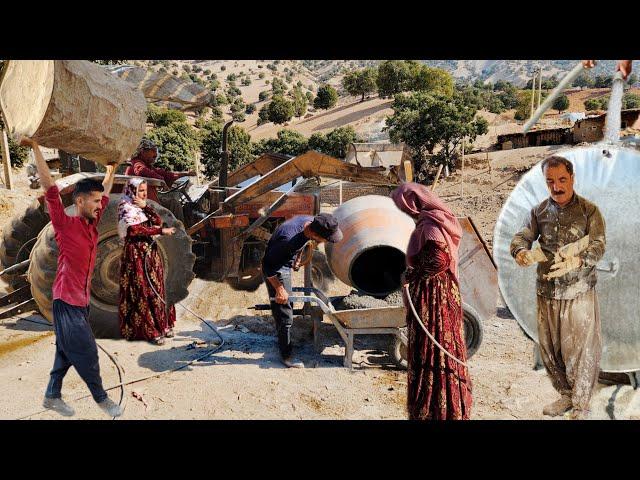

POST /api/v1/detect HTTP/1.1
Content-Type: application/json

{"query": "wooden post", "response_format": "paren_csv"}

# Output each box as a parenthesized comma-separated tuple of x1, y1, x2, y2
(338, 180, 343, 205)
(402, 160, 413, 182)
(1, 129, 13, 190)
(431, 164, 444, 192)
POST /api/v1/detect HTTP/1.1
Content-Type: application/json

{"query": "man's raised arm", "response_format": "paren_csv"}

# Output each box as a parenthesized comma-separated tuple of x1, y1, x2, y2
(102, 163, 117, 196)
(20, 137, 53, 191)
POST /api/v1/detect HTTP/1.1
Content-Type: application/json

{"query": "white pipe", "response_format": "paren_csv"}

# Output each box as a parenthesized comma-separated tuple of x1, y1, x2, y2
(524, 62, 586, 133)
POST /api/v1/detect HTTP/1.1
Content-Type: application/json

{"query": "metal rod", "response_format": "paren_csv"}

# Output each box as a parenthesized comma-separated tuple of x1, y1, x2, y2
(0, 259, 30, 276)
(524, 62, 586, 133)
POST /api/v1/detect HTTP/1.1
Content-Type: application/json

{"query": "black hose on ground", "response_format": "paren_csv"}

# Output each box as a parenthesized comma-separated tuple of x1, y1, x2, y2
(12, 236, 226, 420)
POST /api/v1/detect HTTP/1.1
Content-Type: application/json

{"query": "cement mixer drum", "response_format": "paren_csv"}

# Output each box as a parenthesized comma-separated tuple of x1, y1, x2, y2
(494, 145, 640, 373)
(326, 195, 415, 296)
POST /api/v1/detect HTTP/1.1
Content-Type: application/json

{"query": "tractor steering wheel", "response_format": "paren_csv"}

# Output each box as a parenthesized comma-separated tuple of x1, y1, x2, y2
(158, 176, 190, 195)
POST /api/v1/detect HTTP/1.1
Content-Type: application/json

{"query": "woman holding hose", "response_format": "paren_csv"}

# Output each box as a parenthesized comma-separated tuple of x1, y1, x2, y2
(118, 177, 176, 345)
(391, 182, 472, 420)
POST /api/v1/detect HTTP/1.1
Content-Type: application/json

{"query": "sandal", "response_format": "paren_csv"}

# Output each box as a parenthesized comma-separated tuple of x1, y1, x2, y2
(164, 329, 175, 338)
(151, 336, 165, 346)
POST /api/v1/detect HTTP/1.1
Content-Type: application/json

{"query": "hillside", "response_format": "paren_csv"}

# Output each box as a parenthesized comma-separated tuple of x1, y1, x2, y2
(128, 59, 638, 150)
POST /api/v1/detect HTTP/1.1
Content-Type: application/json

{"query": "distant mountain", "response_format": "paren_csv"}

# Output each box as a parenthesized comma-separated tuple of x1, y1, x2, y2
(422, 60, 620, 86)
(299, 60, 622, 87)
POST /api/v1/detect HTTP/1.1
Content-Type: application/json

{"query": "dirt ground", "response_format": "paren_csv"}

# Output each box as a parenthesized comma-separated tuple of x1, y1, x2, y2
(1, 145, 639, 421)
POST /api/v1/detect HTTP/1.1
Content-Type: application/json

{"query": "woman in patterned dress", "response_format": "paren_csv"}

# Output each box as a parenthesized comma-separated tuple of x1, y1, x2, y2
(118, 177, 177, 345)
(391, 182, 472, 420)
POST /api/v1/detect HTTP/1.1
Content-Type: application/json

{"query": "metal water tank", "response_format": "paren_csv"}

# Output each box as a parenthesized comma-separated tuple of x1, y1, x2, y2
(494, 144, 640, 372)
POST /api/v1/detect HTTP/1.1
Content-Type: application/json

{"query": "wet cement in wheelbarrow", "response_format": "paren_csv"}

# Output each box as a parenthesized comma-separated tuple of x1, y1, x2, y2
(334, 289, 404, 310)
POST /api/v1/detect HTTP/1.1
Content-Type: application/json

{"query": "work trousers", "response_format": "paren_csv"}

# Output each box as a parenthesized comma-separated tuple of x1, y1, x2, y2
(45, 300, 108, 403)
(536, 289, 601, 411)
(264, 267, 294, 358)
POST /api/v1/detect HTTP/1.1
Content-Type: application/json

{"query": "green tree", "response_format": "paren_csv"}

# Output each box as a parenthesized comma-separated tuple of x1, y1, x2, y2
(624, 93, 640, 109)
(594, 74, 613, 88)
(230, 100, 245, 113)
(257, 104, 270, 125)
(385, 92, 488, 175)
(146, 104, 187, 127)
(272, 77, 287, 95)
(216, 92, 229, 105)
(309, 126, 358, 158)
(253, 129, 308, 156)
(147, 122, 199, 171)
(411, 65, 454, 97)
(292, 87, 308, 117)
(267, 95, 295, 124)
(259, 90, 270, 102)
(241, 77, 252, 86)
(313, 84, 338, 109)
(258, 72, 265, 79)
(514, 90, 547, 120)
(0, 117, 29, 168)
(584, 97, 603, 111)
(376, 60, 412, 98)
(573, 72, 594, 88)
(305, 91, 314, 103)
(246, 103, 257, 114)
(227, 85, 242, 98)
(231, 111, 246, 122)
(182, 64, 191, 73)
(553, 94, 570, 114)
(342, 67, 377, 101)
(628, 73, 638, 86)
(199, 123, 254, 178)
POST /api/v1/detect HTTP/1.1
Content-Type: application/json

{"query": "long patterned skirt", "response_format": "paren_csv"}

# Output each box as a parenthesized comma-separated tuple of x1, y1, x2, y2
(406, 265, 472, 420)
(119, 236, 176, 341)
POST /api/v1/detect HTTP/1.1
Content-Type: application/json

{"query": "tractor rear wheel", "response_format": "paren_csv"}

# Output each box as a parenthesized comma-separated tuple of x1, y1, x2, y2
(0, 200, 50, 290)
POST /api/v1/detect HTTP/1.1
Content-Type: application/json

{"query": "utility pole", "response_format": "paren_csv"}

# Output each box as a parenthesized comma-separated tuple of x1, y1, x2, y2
(530, 69, 536, 119)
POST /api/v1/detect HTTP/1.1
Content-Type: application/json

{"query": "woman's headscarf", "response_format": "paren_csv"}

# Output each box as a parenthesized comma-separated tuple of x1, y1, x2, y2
(391, 182, 462, 278)
(117, 177, 149, 239)
(133, 138, 158, 165)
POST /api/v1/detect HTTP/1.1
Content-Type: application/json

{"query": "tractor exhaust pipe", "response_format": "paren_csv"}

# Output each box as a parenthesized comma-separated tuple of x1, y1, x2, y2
(325, 195, 415, 297)
(218, 120, 234, 188)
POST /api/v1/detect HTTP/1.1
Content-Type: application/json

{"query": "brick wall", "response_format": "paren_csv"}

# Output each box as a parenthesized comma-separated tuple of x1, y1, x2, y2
(318, 182, 395, 205)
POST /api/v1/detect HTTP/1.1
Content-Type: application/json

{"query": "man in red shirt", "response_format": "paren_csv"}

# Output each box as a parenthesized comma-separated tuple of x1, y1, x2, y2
(21, 137, 122, 418)
(125, 139, 196, 223)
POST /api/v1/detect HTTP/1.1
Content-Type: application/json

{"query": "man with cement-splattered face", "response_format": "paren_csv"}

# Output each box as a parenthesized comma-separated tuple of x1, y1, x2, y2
(511, 155, 606, 420)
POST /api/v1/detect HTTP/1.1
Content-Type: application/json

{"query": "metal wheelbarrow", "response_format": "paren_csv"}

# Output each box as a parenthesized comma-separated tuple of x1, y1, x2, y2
(287, 287, 483, 369)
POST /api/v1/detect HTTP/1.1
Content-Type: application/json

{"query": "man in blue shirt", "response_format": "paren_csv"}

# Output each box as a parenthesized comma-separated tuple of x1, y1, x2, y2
(262, 213, 343, 368)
